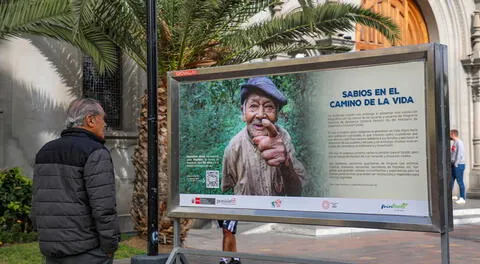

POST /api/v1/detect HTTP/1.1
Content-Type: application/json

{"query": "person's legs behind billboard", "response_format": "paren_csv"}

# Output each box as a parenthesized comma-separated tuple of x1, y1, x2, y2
(454, 164, 466, 204)
(450, 167, 458, 200)
(218, 220, 241, 264)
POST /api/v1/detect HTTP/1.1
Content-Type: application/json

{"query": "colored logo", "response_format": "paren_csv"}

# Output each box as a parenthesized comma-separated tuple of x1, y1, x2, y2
(322, 200, 330, 209)
(191, 197, 216, 205)
(173, 69, 199, 77)
(271, 199, 282, 208)
(321, 200, 338, 210)
(381, 203, 408, 210)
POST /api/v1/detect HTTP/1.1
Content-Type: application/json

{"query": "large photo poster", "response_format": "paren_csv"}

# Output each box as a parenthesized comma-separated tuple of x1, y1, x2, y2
(177, 60, 428, 217)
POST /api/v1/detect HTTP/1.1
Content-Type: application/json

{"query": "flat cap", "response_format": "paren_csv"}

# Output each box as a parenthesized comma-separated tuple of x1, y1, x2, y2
(240, 77, 287, 109)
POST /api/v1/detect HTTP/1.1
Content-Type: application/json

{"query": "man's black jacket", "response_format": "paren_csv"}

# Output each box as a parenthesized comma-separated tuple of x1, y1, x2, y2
(32, 128, 119, 257)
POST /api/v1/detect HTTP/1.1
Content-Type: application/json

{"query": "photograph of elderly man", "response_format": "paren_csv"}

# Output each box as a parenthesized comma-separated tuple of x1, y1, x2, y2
(221, 76, 307, 196)
(218, 76, 307, 264)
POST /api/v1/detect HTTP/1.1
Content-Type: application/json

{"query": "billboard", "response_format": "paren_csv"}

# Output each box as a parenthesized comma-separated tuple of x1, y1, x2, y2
(167, 43, 451, 232)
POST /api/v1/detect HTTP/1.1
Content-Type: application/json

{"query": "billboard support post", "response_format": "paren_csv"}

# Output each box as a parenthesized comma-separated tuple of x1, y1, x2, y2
(437, 44, 450, 264)
(174, 218, 180, 248)
(441, 231, 449, 264)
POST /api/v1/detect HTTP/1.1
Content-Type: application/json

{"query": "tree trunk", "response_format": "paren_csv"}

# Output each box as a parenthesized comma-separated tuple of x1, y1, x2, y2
(131, 83, 193, 244)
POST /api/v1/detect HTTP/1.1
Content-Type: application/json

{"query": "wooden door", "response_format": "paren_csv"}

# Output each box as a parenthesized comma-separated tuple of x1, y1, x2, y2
(356, 0, 429, 50)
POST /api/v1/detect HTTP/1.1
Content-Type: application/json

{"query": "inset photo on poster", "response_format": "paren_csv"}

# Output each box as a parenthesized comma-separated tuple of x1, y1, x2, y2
(178, 75, 316, 197)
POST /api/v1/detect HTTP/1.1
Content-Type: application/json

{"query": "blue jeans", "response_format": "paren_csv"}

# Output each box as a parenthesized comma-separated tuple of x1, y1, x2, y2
(451, 164, 466, 199)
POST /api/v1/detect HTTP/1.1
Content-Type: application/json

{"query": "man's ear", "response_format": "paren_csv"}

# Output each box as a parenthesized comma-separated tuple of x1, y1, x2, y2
(85, 115, 95, 128)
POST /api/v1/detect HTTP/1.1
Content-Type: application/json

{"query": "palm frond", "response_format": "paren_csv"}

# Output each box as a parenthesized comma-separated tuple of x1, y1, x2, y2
(124, 0, 147, 25)
(341, 3, 400, 44)
(174, 1, 283, 71)
(93, 0, 147, 69)
(220, 3, 400, 62)
(70, 0, 97, 38)
(197, 0, 277, 48)
(214, 0, 279, 27)
(168, 0, 222, 68)
(0, 0, 144, 74)
(6, 20, 118, 74)
(222, 43, 350, 65)
(298, 0, 315, 9)
(1, 0, 400, 76)
(0, 0, 70, 40)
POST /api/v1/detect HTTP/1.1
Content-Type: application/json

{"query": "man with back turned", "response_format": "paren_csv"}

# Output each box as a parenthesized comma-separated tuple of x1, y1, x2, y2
(32, 98, 119, 264)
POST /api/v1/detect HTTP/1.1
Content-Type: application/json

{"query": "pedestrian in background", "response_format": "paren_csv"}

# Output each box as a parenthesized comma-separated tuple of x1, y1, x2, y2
(450, 129, 466, 204)
(31, 98, 119, 264)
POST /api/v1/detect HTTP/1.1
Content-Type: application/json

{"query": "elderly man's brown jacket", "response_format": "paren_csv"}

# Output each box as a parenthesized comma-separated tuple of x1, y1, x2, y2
(222, 127, 306, 196)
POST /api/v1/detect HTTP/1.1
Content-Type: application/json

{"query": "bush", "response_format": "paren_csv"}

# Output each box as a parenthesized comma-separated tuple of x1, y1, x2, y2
(0, 231, 37, 244)
(0, 167, 36, 245)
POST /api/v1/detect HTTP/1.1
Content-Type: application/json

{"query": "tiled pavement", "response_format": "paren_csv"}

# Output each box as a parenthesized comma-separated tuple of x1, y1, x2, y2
(119, 199, 480, 264)
(180, 223, 480, 264)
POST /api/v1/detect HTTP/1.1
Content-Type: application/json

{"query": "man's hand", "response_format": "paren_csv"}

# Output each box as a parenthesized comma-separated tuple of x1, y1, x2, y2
(252, 119, 288, 167)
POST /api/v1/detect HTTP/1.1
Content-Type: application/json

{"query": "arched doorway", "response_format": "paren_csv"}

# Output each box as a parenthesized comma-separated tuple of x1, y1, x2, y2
(356, 0, 429, 50)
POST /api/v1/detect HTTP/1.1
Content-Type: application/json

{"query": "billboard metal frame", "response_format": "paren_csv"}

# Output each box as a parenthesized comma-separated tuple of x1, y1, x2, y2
(167, 43, 451, 234)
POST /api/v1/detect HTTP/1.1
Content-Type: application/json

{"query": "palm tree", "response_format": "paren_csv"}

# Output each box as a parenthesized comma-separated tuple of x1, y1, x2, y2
(1, 0, 399, 244)
(130, 0, 400, 244)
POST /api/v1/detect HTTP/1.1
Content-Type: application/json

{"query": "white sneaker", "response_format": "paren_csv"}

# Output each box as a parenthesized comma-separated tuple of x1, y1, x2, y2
(455, 198, 466, 204)
(452, 195, 458, 200)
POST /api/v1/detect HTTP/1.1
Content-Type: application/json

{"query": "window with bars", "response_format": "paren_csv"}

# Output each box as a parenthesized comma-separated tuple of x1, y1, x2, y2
(82, 49, 122, 130)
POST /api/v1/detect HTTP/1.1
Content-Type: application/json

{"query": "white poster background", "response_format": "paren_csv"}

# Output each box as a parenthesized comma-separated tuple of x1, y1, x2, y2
(306, 60, 428, 202)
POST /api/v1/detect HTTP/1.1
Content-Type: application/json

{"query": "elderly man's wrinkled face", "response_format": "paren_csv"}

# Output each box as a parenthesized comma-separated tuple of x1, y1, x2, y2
(242, 92, 278, 138)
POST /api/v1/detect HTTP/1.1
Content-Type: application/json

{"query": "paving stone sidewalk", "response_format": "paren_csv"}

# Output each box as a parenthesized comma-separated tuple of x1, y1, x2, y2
(180, 223, 480, 264)
(118, 199, 480, 264)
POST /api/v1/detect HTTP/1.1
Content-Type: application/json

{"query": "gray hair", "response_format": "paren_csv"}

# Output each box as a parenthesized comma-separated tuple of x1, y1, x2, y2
(65, 98, 104, 128)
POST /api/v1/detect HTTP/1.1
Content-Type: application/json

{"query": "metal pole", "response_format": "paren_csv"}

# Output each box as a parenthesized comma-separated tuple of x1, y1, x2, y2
(441, 231, 449, 263)
(438, 44, 450, 264)
(174, 218, 180, 248)
(146, 0, 159, 256)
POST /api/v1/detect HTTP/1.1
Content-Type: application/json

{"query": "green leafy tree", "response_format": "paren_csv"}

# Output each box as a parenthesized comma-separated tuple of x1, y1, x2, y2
(0, 168, 36, 245)
(0, 0, 399, 244)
